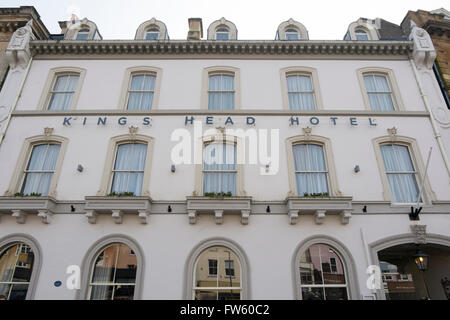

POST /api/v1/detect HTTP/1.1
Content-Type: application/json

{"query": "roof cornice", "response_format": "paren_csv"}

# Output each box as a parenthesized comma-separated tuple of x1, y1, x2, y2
(29, 40, 414, 56)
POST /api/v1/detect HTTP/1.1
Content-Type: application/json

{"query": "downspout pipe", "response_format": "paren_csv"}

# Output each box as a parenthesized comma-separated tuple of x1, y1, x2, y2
(0, 56, 33, 147)
(409, 58, 450, 182)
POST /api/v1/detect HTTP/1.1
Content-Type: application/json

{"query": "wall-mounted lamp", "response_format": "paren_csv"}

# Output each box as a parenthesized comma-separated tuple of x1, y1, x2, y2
(77, 164, 84, 172)
(354, 165, 360, 173)
(171, 165, 176, 173)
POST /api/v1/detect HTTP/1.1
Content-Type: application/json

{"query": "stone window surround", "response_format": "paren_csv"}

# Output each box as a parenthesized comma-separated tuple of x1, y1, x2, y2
(4, 133, 68, 198)
(347, 20, 379, 41)
(77, 234, 145, 300)
(96, 133, 154, 197)
(64, 19, 98, 40)
(285, 134, 342, 198)
(0, 234, 42, 300)
(135, 18, 168, 40)
(37, 67, 86, 111)
(193, 133, 246, 197)
(280, 66, 323, 110)
(117, 66, 163, 110)
(372, 135, 436, 205)
(292, 235, 360, 300)
(276, 19, 309, 40)
(201, 66, 241, 110)
(207, 18, 237, 40)
(183, 237, 250, 299)
(357, 67, 405, 111)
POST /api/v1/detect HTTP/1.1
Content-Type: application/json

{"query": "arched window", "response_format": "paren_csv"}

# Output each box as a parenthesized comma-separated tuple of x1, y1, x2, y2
(299, 243, 348, 300)
(379, 144, 420, 203)
(21, 143, 61, 196)
(76, 29, 90, 40)
(193, 245, 242, 300)
(47, 73, 80, 110)
(110, 143, 148, 196)
(208, 73, 235, 110)
(355, 29, 369, 40)
(363, 73, 394, 111)
(126, 73, 156, 110)
(293, 143, 329, 196)
(145, 28, 159, 40)
(286, 74, 316, 110)
(285, 28, 299, 40)
(0, 243, 35, 300)
(203, 142, 236, 195)
(216, 27, 229, 40)
(88, 243, 138, 300)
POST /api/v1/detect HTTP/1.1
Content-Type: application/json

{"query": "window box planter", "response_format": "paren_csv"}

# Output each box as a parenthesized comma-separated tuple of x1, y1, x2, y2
(84, 196, 152, 224)
(286, 196, 353, 225)
(186, 196, 252, 225)
(0, 196, 56, 224)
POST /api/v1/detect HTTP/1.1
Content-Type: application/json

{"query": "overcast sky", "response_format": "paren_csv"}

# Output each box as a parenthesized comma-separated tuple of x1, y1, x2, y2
(2, 0, 449, 40)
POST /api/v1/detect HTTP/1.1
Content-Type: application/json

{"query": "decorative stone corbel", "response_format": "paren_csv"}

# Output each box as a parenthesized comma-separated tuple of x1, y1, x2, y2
(302, 127, 313, 140)
(112, 210, 123, 224)
(12, 210, 27, 224)
(5, 20, 33, 70)
(85, 210, 98, 224)
(188, 209, 197, 224)
(340, 210, 352, 225)
(387, 127, 398, 142)
(44, 127, 54, 137)
(314, 210, 326, 225)
(241, 210, 250, 225)
(37, 210, 52, 224)
(215, 210, 223, 225)
(138, 210, 149, 224)
(409, 22, 437, 70)
(288, 209, 299, 225)
(410, 223, 427, 244)
(129, 126, 139, 136)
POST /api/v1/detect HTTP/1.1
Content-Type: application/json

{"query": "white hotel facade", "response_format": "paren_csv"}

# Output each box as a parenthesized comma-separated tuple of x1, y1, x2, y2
(0, 15, 449, 300)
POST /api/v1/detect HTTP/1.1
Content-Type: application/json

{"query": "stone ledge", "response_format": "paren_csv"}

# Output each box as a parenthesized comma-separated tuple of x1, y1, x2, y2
(84, 196, 152, 224)
(0, 196, 56, 224)
(186, 196, 252, 225)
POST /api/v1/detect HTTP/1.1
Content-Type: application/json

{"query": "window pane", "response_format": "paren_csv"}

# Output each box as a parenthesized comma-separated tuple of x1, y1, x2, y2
(90, 285, 114, 300)
(91, 246, 117, 283)
(302, 287, 324, 300)
(364, 75, 394, 110)
(195, 289, 240, 300)
(287, 75, 315, 110)
(355, 30, 369, 41)
(145, 32, 159, 40)
(208, 74, 235, 110)
(48, 92, 74, 110)
(325, 287, 348, 300)
(286, 32, 299, 40)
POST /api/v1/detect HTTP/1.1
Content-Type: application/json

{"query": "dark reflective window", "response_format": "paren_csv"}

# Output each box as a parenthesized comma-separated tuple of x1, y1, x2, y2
(89, 243, 137, 300)
(300, 244, 348, 300)
(0, 243, 35, 300)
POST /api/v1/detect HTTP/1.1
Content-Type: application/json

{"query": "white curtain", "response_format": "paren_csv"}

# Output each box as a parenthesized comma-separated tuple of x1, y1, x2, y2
(90, 246, 117, 300)
(203, 143, 236, 195)
(22, 144, 60, 196)
(48, 75, 79, 110)
(287, 75, 315, 110)
(364, 75, 394, 111)
(111, 143, 147, 196)
(381, 144, 419, 203)
(127, 74, 155, 110)
(293, 144, 328, 195)
(208, 75, 234, 110)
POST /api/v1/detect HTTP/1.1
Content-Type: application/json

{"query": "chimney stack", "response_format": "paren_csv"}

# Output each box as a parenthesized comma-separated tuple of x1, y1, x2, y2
(187, 18, 203, 40)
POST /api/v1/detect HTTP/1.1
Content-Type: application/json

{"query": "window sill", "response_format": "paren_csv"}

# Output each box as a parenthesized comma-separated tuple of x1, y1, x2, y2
(186, 196, 252, 225)
(286, 196, 353, 225)
(0, 196, 56, 224)
(84, 196, 152, 224)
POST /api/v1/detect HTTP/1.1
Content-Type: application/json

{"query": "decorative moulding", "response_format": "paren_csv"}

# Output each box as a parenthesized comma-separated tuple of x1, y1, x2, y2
(186, 196, 252, 225)
(286, 197, 353, 225)
(410, 223, 427, 244)
(0, 196, 56, 224)
(84, 196, 152, 224)
(29, 40, 413, 57)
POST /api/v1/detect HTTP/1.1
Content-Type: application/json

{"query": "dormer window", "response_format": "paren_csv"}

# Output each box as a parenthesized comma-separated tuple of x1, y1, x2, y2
(145, 28, 159, 40)
(355, 29, 369, 40)
(216, 28, 229, 40)
(285, 29, 299, 40)
(76, 29, 90, 40)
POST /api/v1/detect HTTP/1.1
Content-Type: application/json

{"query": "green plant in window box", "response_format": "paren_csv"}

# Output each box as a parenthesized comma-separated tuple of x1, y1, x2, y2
(14, 192, 42, 197)
(204, 192, 233, 198)
(107, 192, 135, 197)
(302, 192, 329, 198)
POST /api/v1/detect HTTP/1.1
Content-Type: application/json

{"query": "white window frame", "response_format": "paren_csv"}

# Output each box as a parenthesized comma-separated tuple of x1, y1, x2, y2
(201, 66, 240, 110)
(280, 67, 323, 110)
(285, 28, 300, 40)
(38, 67, 86, 111)
(357, 67, 404, 111)
(125, 73, 156, 110)
(76, 29, 90, 40)
(145, 28, 159, 40)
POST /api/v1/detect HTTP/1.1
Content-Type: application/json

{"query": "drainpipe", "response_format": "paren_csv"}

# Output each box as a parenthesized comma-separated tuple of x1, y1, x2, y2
(0, 56, 33, 147)
(409, 58, 450, 182)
